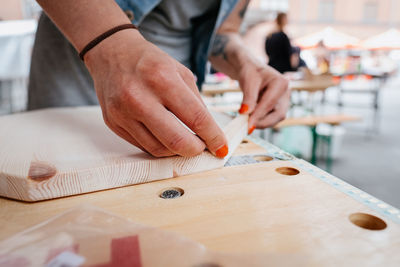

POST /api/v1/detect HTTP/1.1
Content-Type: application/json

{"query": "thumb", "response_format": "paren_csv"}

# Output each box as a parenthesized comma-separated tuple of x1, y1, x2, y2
(238, 75, 261, 115)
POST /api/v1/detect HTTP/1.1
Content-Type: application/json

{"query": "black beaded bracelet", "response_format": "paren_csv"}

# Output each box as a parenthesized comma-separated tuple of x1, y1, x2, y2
(79, 24, 137, 61)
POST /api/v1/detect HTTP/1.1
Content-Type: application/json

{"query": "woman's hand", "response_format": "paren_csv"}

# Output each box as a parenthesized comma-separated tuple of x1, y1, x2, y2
(85, 30, 228, 158)
(238, 64, 290, 134)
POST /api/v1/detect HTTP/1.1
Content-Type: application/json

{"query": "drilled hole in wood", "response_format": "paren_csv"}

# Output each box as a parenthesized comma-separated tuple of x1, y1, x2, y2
(194, 263, 222, 267)
(349, 213, 387, 230)
(275, 167, 300, 176)
(159, 187, 184, 199)
(253, 155, 273, 162)
(241, 140, 249, 144)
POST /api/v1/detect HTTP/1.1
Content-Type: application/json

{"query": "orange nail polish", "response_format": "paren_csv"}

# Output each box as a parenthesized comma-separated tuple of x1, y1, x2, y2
(248, 125, 256, 135)
(215, 144, 229, 158)
(239, 104, 249, 114)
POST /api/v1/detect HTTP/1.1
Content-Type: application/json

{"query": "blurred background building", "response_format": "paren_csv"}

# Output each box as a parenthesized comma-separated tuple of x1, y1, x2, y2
(246, 0, 400, 38)
(0, 0, 41, 20)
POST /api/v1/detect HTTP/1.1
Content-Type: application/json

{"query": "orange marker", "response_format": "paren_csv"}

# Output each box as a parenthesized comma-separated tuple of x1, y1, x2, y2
(239, 104, 249, 114)
(215, 144, 229, 158)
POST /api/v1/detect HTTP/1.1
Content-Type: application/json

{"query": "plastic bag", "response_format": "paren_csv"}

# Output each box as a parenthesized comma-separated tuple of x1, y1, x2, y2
(0, 205, 308, 267)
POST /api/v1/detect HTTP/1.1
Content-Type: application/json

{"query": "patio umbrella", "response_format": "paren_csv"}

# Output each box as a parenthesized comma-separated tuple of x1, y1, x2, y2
(361, 28, 400, 50)
(294, 27, 359, 50)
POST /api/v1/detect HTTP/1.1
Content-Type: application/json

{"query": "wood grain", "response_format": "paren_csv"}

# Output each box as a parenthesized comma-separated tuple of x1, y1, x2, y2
(0, 107, 248, 202)
(0, 150, 399, 265)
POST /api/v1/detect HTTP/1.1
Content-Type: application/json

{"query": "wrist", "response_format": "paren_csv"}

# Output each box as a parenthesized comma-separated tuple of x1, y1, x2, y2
(84, 28, 145, 72)
(235, 53, 264, 78)
(223, 36, 264, 74)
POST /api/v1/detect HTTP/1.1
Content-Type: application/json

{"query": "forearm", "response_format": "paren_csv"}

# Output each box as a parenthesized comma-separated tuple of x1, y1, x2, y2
(209, 33, 262, 80)
(208, 1, 289, 129)
(36, 0, 136, 52)
(208, 0, 261, 80)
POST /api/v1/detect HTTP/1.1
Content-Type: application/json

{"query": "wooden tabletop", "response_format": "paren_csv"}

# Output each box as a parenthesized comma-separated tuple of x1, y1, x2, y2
(289, 76, 337, 92)
(201, 82, 240, 96)
(201, 76, 337, 96)
(274, 114, 361, 129)
(1, 138, 399, 265)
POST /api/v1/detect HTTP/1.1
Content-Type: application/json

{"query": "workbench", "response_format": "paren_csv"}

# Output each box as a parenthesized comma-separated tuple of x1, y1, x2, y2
(1, 137, 399, 266)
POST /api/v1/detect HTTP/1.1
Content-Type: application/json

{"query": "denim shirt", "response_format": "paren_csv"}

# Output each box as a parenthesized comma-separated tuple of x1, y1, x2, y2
(115, 0, 239, 86)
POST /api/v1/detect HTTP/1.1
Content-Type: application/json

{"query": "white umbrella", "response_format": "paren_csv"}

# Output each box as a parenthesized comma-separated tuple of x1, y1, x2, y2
(361, 28, 400, 50)
(294, 27, 359, 50)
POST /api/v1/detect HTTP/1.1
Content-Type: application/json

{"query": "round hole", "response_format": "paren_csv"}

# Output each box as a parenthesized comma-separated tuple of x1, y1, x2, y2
(253, 155, 273, 162)
(159, 187, 184, 199)
(241, 140, 249, 144)
(349, 213, 387, 230)
(275, 167, 300, 176)
(193, 264, 222, 267)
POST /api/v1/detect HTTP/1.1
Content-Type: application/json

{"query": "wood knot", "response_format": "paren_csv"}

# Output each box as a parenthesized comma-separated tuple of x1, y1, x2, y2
(28, 161, 57, 182)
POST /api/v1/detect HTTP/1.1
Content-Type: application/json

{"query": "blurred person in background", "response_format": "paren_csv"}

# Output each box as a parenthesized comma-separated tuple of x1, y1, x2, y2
(314, 40, 330, 74)
(28, 0, 290, 159)
(265, 12, 305, 74)
(291, 46, 308, 71)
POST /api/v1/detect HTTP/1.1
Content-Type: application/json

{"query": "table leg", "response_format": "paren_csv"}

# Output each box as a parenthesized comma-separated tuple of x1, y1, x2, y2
(311, 126, 318, 165)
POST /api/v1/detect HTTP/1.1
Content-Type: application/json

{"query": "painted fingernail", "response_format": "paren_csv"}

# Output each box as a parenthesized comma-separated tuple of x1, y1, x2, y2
(248, 125, 256, 135)
(239, 104, 249, 114)
(215, 144, 229, 158)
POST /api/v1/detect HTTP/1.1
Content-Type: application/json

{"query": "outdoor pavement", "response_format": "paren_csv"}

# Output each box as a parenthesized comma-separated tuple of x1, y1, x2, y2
(315, 75, 400, 208)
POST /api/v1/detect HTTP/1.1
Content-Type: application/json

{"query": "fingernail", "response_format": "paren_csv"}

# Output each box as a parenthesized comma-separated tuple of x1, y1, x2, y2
(239, 104, 249, 114)
(215, 144, 229, 158)
(248, 125, 256, 135)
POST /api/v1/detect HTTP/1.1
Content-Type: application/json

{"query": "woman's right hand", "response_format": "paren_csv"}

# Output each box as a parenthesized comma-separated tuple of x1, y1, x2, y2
(84, 29, 228, 158)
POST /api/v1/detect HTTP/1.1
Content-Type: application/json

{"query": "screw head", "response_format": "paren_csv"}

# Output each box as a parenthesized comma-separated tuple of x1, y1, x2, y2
(159, 187, 184, 199)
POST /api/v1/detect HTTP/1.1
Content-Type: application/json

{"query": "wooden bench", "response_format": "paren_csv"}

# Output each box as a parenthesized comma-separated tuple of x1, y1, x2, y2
(273, 114, 361, 171)
(274, 114, 361, 129)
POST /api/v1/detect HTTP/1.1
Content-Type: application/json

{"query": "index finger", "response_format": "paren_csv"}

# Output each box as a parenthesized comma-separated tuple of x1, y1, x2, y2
(163, 79, 228, 158)
(249, 76, 289, 127)
(139, 102, 207, 157)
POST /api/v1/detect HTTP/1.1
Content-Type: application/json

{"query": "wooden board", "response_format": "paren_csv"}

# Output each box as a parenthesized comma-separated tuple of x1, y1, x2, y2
(0, 139, 399, 266)
(0, 107, 248, 202)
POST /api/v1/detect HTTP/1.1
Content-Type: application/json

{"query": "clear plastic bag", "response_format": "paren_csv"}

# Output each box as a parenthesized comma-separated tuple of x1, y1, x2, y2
(0, 205, 308, 267)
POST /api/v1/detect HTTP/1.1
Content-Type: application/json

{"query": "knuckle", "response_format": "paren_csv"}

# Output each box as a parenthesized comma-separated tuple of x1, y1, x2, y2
(116, 86, 148, 118)
(181, 68, 195, 82)
(103, 116, 114, 130)
(278, 112, 286, 122)
(183, 144, 204, 157)
(281, 77, 289, 90)
(108, 86, 133, 111)
(106, 102, 120, 119)
(157, 69, 173, 87)
(136, 56, 159, 73)
(257, 121, 268, 129)
(139, 61, 174, 89)
(147, 145, 171, 157)
(167, 133, 188, 154)
(167, 133, 204, 157)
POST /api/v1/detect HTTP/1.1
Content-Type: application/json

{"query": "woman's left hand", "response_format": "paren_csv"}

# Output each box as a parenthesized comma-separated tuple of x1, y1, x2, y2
(238, 64, 291, 134)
